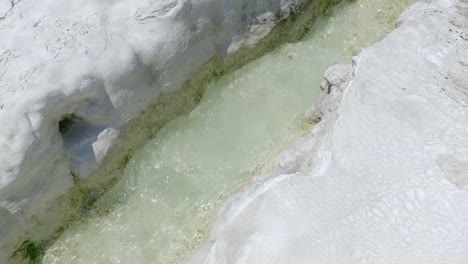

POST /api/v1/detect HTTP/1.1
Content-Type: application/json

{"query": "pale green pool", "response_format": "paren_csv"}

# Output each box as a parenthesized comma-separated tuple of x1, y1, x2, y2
(43, 0, 416, 263)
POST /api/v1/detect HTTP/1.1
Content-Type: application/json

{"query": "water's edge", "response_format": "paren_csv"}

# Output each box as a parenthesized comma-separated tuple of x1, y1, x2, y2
(10, 0, 348, 262)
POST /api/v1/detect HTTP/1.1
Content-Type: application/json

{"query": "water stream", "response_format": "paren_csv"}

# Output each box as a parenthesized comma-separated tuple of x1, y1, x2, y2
(43, 0, 416, 263)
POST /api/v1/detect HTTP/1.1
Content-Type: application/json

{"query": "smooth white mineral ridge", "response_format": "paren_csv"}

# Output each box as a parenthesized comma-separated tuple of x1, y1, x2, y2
(0, 0, 306, 260)
(188, 1, 468, 263)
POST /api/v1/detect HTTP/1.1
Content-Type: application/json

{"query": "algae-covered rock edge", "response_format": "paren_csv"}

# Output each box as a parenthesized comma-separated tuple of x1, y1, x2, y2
(11, 0, 350, 262)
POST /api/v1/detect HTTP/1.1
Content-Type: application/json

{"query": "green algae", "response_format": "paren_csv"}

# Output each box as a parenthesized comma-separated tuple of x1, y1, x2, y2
(11, 0, 353, 263)
(13, 0, 419, 262)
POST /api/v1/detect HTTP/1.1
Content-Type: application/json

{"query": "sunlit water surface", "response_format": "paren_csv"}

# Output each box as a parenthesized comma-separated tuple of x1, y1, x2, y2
(43, 0, 416, 263)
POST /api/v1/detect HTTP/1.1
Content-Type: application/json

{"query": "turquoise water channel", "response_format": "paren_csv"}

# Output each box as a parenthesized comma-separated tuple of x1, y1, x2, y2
(43, 0, 416, 263)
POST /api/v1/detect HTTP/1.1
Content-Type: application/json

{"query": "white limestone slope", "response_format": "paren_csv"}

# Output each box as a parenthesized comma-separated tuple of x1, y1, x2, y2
(0, 0, 306, 260)
(187, 1, 468, 263)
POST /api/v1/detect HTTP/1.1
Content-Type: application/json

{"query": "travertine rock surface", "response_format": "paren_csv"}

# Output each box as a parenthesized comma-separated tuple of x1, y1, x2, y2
(0, 0, 305, 260)
(188, 1, 468, 263)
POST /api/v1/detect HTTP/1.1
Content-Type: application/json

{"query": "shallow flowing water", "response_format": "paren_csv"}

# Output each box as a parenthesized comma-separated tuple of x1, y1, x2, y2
(43, 0, 416, 263)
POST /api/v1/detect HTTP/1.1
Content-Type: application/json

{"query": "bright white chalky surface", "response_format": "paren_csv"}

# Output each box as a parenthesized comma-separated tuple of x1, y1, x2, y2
(188, 1, 468, 263)
(0, 0, 305, 259)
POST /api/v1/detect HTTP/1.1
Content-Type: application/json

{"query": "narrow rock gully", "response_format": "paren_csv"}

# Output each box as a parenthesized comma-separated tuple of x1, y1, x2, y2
(43, 0, 416, 263)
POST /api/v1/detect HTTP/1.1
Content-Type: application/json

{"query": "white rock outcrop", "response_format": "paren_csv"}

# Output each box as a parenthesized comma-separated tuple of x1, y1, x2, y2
(0, 0, 306, 260)
(188, 0, 468, 263)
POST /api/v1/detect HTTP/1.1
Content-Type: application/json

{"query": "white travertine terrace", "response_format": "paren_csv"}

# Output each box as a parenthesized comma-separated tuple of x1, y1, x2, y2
(41, 0, 422, 262)
(188, 1, 468, 263)
(1, 0, 468, 262)
(0, 0, 306, 260)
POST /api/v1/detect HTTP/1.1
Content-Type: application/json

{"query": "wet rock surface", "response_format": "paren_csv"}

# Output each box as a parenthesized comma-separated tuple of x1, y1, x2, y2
(0, 0, 305, 260)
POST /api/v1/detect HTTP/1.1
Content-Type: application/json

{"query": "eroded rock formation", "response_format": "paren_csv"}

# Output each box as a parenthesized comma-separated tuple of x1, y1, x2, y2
(0, 0, 308, 260)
